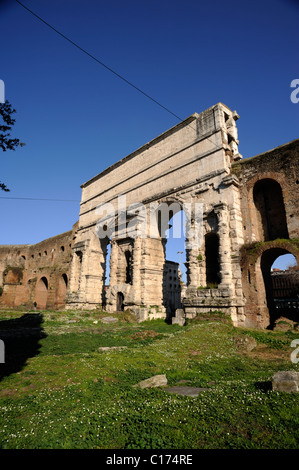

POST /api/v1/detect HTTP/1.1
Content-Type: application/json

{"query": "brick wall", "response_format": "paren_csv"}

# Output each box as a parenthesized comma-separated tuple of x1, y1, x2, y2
(0, 222, 78, 310)
(233, 139, 299, 327)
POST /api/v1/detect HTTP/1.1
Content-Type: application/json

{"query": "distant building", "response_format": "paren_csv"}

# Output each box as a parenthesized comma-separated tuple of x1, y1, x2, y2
(271, 268, 299, 299)
(163, 260, 181, 317)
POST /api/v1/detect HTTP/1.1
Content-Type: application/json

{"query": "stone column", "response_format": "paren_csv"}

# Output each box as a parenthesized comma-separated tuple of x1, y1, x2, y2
(140, 236, 165, 307)
(214, 203, 233, 290)
(67, 248, 84, 308)
(68, 246, 84, 295)
(132, 237, 143, 305)
(222, 175, 246, 324)
(66, 230, 106, 309)
(83, 242, 105, 307)
(185, 206, 204, 288)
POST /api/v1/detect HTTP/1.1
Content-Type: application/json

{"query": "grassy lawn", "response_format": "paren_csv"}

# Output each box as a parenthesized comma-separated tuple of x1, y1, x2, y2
(0, 309, 298, 449)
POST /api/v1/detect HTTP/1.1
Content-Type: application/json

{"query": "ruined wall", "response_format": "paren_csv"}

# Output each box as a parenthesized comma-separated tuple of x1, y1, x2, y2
(78, 103, 236, 230)
(0, 223, 78, 310)
(233, 139, 299, 244)
(67, 102, 245, 320)
(232, 139, 299, 327)
(0, 105, 297, 329)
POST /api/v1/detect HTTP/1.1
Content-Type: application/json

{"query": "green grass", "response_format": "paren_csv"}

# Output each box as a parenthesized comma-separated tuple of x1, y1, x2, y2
(0, 309, 298, 449)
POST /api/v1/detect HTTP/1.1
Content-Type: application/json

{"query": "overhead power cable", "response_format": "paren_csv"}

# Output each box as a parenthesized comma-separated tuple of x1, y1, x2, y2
(13, 0, 221, 179)
(15, 0, 184, 123)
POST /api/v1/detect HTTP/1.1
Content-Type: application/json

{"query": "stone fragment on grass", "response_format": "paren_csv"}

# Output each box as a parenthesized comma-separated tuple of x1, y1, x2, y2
(172, 309, 186, 326)
(235, 335, 257, 352)
(98, 346, 127, 352)
(101, 316, 119, 324)
(272, 371, 299, 393)
(133, 374, 168, 389)
(165, 386, 209, 397)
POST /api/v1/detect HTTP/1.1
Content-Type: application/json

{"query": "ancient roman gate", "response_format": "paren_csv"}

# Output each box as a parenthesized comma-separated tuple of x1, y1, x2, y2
(66, 102, 247, 325)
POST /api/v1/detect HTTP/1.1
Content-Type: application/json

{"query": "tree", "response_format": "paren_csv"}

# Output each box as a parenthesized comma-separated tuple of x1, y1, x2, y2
(0, 100, 24, 191)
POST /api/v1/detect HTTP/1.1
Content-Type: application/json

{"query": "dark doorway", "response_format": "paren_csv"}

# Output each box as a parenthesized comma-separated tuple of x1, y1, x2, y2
(205, 233, 221, 286)
(117, 292, 124, 311)
(253, 179, 288, 241)
(125, 250, 132, 284)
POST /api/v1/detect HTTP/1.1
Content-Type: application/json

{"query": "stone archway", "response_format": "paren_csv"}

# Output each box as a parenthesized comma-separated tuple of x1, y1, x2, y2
(65, 103, 298, 327)
(155, 199, 187, 318)
(240, 240, 299, 328)
(260, 248, 299, 328)
(36, 276, 48, 309)
(106, 282, 134, 313)
(56, 274, 68, 309)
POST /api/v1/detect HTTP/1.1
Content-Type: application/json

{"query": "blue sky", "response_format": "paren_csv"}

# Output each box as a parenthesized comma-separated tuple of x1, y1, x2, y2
(0, 0, 298, 275)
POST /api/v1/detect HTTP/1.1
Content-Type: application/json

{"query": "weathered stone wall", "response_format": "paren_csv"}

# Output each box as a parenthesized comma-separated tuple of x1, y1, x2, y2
(0, 223, 78, 309)
(78, 103, 237, 230)
(68, 102, 245, 320)
(232, 139, 299, 244)
(0, 106, 297, 329)
(232, 139, 299, 327)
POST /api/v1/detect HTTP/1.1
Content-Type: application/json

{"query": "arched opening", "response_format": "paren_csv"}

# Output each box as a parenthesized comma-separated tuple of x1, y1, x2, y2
(62, 273, 68, 287)
(56, 274, 68, 309)
(163, 207, 186, 318)
(116, 292, 124, 312)
(35, 276, 48, 310)
(205, 232, 221, 287)
(253, 179, 288, 241)
(261, 249, 298, 328)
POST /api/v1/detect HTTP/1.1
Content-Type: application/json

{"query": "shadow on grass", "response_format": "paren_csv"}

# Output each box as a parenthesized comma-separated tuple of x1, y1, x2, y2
(254, 381, 273, 392)
(0, 313, 46, 381)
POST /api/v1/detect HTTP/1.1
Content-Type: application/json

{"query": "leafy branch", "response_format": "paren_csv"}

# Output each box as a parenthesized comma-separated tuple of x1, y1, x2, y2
(0, 100, 25, 191)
